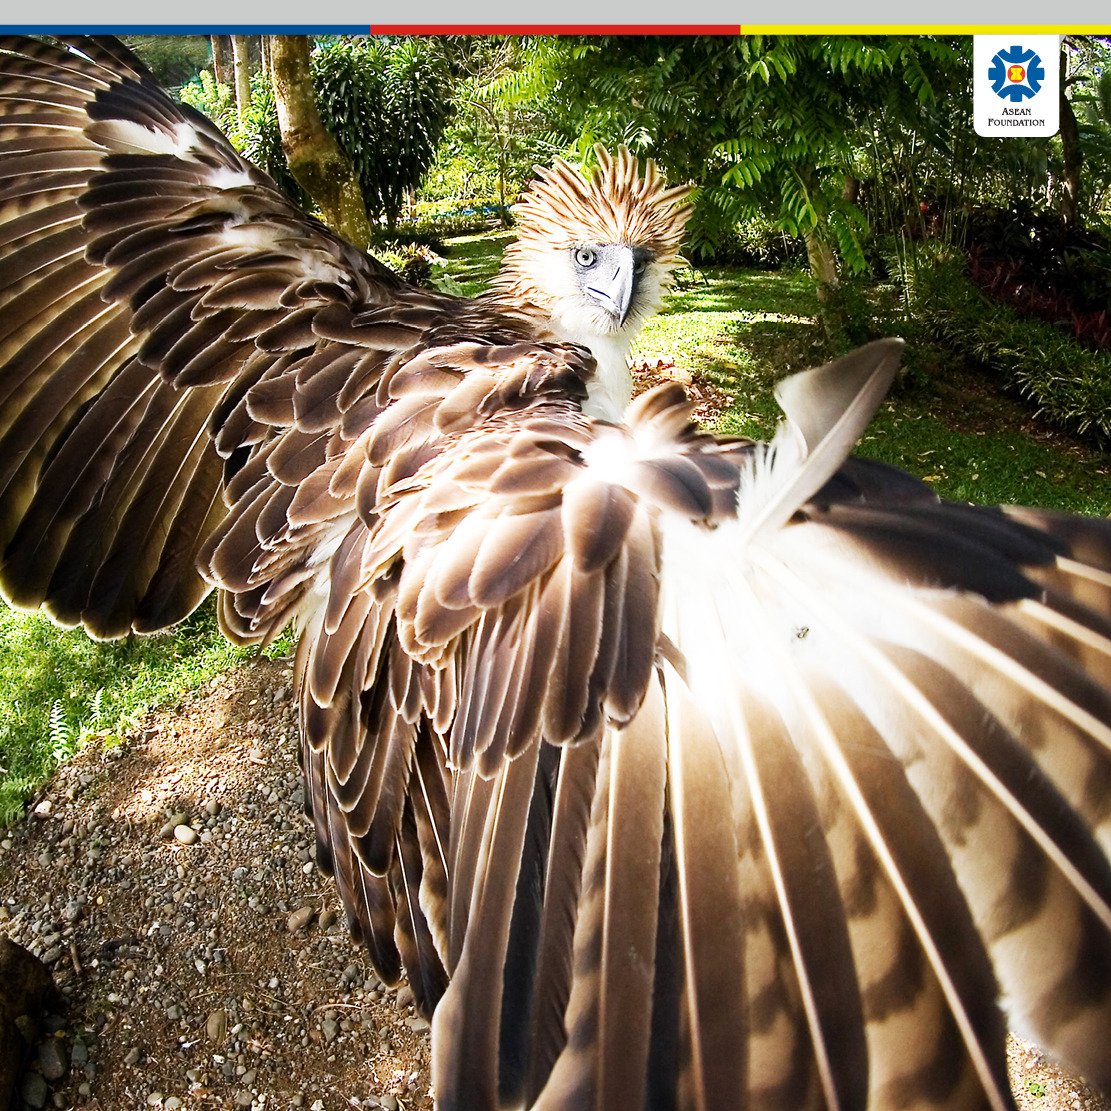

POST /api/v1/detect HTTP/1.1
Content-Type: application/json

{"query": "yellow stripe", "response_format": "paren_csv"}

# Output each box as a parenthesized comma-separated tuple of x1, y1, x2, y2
(738, 24, 1111, 33)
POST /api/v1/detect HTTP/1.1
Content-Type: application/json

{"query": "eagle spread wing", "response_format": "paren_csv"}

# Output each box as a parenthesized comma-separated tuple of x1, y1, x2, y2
(1, 36, 1110, 1111)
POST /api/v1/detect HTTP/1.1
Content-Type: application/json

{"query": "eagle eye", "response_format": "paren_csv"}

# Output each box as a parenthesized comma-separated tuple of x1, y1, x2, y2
(573, 246, 598, 268)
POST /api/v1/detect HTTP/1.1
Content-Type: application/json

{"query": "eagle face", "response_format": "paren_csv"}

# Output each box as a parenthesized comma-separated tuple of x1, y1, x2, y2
(543, 240, 665, 345)
(570, 242, 654, 331)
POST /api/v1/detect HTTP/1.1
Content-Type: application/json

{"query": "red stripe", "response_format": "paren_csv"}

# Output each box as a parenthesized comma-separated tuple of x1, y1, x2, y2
(369, 24, 738, 34)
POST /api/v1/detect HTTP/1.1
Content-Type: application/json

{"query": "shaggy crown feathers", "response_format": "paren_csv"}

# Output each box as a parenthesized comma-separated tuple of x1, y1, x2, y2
(488, 145, 693, 317)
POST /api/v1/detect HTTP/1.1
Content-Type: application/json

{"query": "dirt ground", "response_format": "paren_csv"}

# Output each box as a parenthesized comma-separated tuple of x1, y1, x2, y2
(0, 657, 431, 1111)
(1, 653, 1108, 1111)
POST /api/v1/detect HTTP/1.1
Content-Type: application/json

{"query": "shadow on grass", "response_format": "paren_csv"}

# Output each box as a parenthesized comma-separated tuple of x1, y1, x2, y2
(666, 265, 820, 318)
(441, 231, 512, 295)
(0, 598, 291, 825)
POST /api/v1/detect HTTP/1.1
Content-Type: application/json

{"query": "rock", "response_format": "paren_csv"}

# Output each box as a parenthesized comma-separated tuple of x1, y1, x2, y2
(37, 1036, 67, 1081)
(70, 1039, 88, 1066)
(320, 1018, 339, 1044)
(172, 825, 198, 846)
(286, 905, 315, 933)
(19, 1072, 48, 1109)
(379, 1096, 399, 1111)
(124, 1047, 141, 1066)
(0, 938, 60, 1111)
(206, 1008, 228, 1044)
(165, 1097, 182, 1110)
(395, 985, 413, 1009)
(406, 1016, 430, 1033)
(318, 909, 338, 931)
(234, 1089, 253, 1107)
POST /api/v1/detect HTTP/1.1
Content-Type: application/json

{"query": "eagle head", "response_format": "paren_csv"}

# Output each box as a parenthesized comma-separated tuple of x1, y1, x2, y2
(488, 146, 694, 351)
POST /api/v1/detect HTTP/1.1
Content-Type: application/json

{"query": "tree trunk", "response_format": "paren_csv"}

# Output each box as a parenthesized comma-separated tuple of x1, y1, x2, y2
(1059, 46, 1083, 228)
(803, 225, 846, 343)
(260, 35, 271, 79)
(210, 35, 231, 87)
(231, 35, 252, 128)
(269, 36, 372, 248)
(802, 226, 839, 302)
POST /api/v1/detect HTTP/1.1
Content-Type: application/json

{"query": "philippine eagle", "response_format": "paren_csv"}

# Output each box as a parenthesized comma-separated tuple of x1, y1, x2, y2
(1, 35, 1110, 1111)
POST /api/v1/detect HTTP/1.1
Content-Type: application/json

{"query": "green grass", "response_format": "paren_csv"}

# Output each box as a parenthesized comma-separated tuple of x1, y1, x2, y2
(1, 229, 1108, 825)
(437, 229, 513, 296)
(0, 598, 292, 826)
(635, 263, 1110, 515)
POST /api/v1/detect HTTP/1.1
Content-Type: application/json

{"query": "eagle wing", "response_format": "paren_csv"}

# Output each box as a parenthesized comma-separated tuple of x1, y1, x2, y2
(0, 34, 522, 637)
(2, 36, 1111, 1111)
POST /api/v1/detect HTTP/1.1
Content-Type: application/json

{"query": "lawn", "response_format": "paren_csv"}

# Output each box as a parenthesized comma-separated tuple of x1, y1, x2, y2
(636, 263, 1111, 515)
(1, 228, 1108, 824)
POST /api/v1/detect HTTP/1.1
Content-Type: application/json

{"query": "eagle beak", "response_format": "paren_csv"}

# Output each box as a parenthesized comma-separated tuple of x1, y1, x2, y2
(585, 246, 638, 327)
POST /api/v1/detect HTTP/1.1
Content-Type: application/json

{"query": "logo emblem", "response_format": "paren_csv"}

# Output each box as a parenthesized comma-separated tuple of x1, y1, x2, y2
(988, 45, 1045, 102)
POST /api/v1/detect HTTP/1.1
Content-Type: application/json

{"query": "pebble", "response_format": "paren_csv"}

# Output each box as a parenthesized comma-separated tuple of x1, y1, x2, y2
(38, 1036, 68, 1081)
(206, 1008, 228, 1043)
(124, 1047, 142, 1066)
(172, 824, 199, 846)
(164, 1098, 182, 1110)
(287, 905, 315, 932)
(20, 1073, 49, 1108)
(321, 1018, 339, 1043)
(319, 908, 338, 931)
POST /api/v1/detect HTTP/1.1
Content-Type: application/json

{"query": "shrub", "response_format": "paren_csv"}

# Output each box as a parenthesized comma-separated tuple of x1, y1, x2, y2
(966, 204, 1111, 319)
(388, 209, 508, 246)
(232, 38, 452, 227)
(371, 241, 439, 286)
(913, 254, 1111, 442)
(178, 69, 238, 142)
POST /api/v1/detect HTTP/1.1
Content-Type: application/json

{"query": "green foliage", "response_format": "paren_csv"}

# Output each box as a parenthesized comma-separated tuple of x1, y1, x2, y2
(911, 253, 1111, 441)
(388, 209, 506, 246)
(1071, 40, 1111, 220)
(123, 35, 212, 88)
(371, 240, 442, 285)
(240, 72, 302, 198)
(178, 69, 238, 140)
(701, 213, 806, 268)
(526, 35, 967, 275)
(420, 38, 570, 207)
(234, 39, 453, 225)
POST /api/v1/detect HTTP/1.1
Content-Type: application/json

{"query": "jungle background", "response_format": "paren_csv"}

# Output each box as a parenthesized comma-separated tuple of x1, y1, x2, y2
(1, 31, 1110, 823)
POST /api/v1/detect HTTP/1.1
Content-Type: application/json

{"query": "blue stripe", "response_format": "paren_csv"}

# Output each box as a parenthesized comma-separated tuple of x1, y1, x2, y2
(0, 25, 370, 33)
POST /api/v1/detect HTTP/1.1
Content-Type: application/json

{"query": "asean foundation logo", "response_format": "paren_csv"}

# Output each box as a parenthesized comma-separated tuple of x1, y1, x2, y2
(987, 45, 1045, 102)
